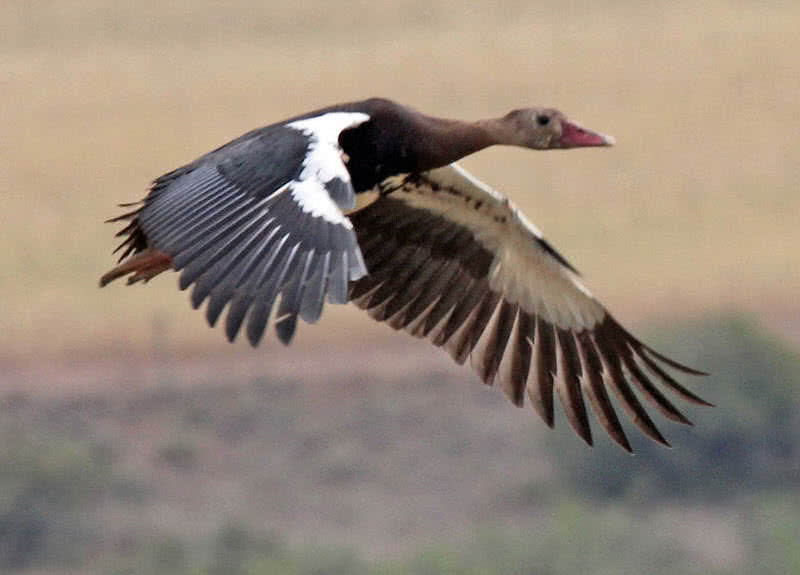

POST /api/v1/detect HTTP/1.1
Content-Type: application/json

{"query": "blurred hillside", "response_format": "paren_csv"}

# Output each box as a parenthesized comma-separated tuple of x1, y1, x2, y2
(2, 0, 800, 358)
(1, 316, 798, 574)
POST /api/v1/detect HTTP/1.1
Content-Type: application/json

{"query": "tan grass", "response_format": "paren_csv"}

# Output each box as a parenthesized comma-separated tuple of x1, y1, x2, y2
(3, 1, 799, 358)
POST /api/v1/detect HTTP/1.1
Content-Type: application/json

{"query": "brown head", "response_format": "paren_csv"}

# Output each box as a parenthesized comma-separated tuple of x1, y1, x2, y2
(496, 107, 615, 150)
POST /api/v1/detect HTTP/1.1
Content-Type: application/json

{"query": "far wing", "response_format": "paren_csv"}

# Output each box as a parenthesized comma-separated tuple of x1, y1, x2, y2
(349, 163, 708, 451)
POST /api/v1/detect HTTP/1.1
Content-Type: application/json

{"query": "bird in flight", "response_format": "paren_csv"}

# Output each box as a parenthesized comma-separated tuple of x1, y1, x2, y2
(101, 98, 709, 451)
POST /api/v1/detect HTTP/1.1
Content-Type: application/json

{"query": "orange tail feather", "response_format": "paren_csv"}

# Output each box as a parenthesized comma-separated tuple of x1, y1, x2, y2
(99, 250, 173, 287)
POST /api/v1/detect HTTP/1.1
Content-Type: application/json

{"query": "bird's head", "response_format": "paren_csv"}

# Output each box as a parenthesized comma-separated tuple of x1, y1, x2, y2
(503, 108, 616, 150)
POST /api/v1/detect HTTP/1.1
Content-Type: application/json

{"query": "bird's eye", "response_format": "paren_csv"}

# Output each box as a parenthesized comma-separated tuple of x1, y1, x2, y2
(536, 114, 550, 126)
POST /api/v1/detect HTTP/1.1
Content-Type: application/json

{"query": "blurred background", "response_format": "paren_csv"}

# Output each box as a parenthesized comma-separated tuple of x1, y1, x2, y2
(2, 1, 799, 573)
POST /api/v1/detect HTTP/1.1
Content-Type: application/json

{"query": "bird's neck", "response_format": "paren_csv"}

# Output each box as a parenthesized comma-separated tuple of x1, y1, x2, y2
(341, 103, 518, 191)
(413, 116, 498, 169)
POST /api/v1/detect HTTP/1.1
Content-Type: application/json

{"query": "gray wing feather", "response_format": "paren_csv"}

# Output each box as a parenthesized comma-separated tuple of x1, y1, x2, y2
(137, 132, 365, 345)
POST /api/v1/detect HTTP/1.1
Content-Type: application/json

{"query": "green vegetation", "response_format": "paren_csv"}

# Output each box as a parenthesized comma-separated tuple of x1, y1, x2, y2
(0, 435, 113, 570)
(0, 315, 798, 574)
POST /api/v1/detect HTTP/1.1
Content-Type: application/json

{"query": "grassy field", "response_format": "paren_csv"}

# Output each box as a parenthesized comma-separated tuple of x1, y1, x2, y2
(3, 0, 799, 359)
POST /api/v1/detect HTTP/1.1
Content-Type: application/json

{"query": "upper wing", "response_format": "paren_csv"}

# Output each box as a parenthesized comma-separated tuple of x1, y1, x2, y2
(349, 163, 709, 451)
(106, 112, 370, 345)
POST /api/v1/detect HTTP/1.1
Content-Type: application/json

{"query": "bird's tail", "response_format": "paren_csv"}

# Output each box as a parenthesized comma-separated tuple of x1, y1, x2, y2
(99, 249, 173, 287)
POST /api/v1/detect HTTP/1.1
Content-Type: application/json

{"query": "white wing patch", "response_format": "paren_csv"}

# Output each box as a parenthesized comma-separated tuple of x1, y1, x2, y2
(288, 178, 352, 227)
(382, 163, 605, 330)
(287, 112, 370, 225)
